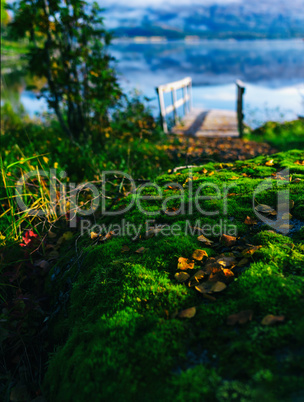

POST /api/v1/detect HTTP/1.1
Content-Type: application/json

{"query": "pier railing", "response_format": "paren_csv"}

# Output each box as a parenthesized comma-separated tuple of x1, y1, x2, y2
(156, 77, 246, 137)
(156, 77, 192, 133)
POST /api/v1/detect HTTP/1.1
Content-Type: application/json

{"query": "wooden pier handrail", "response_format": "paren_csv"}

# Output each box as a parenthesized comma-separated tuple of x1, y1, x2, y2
(236, 80, 246, 138)
(156, 77, 245, 137)
(156, 77, 192, 133)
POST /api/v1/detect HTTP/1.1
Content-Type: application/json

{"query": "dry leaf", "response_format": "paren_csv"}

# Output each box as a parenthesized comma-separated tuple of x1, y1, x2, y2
(242, 245, 262, 256)
(278, 224, 294, 230)
(211, 281, 227, 292)
(188, 270, 205, 287)
(121, 245, 130, 253)
(195, 281, 226, 294)
(204, 264, 223, 276)
(244, 216, 257, 225)
(222, 269, 235, 278)
(145, 228, 162, 239)
(265, 159, 274, 166)
(136, 247, 146, 254)
(102, 231, 115, 242)
(227, 310, 253, 326)
(255, 204, 275, 214)
(197, 234, 213, 246)
(175, 272, 190, 283)
(192, 249, 208, 261)
(195, 282, 213, 294)
(209, 268, 234, 284)
(220, 234, 237, 246)
(216, 256, 237, 268)
(293, 178, 301, 183)
(178, 257, 195, 270)
(47, 230, 57, 238)
(90, 232, 99, 240)
(281, 212, 292, 220)
(178, 307, 196, 318)
(261, 315, 285, 326)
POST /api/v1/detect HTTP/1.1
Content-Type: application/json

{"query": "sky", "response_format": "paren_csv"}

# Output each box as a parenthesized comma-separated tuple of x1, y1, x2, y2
(102, 0, 241, 7)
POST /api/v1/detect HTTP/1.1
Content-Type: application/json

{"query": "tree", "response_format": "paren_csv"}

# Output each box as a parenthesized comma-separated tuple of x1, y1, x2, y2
(1, 1, 11, 27)
(10, 0, 122, 141)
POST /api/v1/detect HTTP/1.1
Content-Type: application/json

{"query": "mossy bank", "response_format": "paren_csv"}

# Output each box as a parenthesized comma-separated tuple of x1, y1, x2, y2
(44, 150, 304, 401)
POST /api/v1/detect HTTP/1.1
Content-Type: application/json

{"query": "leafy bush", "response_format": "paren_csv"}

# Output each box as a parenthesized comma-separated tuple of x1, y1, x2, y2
(247, 120, 304, 151)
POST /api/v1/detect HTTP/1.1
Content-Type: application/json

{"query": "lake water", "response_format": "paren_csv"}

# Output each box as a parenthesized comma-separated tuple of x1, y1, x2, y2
(3, 39, 304, 128)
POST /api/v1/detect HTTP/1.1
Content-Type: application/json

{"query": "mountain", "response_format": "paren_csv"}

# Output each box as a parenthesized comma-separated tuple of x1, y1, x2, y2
(102, 0, 304, 39)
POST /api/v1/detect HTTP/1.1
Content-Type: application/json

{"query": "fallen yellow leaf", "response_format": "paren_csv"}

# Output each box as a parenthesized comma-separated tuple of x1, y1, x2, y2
(174, 272, 190, 283)
(192, 249, 208, 261)
(265, 159, 274, 166)
(90, 232, 99, 240)
(178, 257, 195, 270)
(135, 247, 146, 254)
(197, 234, 213, 246)
(195, 281, 227, 294)
(188, 270, 205, 287)
(242, 245, 262, 256)
(178, 307, 196, 318)
(244, 216, 257, 225)
(220, 234, 237, 247)
(255, 204, 275, 214)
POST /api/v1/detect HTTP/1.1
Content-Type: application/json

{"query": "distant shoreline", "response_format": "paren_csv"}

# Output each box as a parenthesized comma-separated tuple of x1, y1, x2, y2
(112, 37, 304, 44)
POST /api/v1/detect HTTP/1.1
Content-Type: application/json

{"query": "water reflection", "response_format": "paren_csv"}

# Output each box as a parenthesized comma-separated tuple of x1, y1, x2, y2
(112, 39, 304, 88)
(1, 39, 304, 126)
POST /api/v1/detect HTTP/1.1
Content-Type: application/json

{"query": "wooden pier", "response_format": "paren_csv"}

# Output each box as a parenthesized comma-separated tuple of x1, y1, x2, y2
(156, 77, 245, 138)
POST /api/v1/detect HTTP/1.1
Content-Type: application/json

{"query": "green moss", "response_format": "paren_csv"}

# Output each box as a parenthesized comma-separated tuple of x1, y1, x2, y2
(247, 120, 304, 152)
(44, 151, 304, 401)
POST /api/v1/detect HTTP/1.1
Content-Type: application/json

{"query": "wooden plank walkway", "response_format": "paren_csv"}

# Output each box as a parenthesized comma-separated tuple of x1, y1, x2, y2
(156, 77, 245, 138)
(171, 109, 239, 137)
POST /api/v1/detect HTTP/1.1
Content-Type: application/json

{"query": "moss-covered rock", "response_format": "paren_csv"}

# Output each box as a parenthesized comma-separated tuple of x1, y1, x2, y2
(44, 150, 304, 401)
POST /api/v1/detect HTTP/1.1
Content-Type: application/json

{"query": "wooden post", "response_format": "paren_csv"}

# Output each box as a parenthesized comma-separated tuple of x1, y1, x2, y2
(236, 80, 245, 138)
(172, 89, 178, 125)
(183, 86, 188, 115)
(188, 82, 193, 111)
(156, 87, 168, 133)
